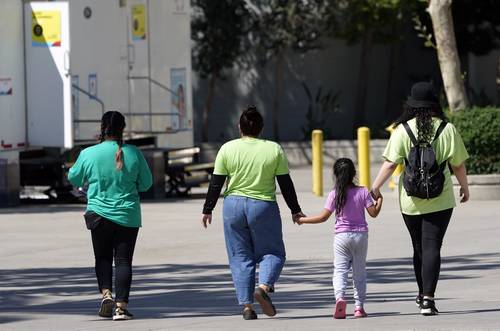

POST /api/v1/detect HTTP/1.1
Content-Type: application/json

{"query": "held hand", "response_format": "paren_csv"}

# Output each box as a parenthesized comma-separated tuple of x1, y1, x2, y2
(370, 187, 382, 200)
(460, 186, 470, 203)
(292, 211, 305, 224)
(202, 214, 212, 228)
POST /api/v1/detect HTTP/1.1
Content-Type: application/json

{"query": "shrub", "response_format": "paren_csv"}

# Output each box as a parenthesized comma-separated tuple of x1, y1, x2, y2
(448, 107, 500, 174)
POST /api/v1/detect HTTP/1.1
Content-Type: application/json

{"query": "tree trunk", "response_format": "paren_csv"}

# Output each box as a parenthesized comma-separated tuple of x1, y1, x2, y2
(272, 51, 284, 141)
(202, 74, 216, 142)
(428, 0, 469, 111)
(352, 29, 373, 136)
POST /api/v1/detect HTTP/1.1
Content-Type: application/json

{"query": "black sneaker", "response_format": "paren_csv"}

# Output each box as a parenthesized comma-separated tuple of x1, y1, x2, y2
(415, 295, 423, 308)
(420, 299, 439, 316)
(113, 307, 134, 321)
(98, 291, 114, 318)
(243, 308, 258, 320)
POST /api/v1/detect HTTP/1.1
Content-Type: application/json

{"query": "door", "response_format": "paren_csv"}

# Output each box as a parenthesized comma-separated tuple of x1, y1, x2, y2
(25, 1, 72, 148)
(127, 0, 151, 135)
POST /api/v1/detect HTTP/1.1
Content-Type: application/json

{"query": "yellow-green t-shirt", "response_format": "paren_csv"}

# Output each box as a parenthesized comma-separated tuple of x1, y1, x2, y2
(213, 137, 289, 201)
(383, 118, 469, 215)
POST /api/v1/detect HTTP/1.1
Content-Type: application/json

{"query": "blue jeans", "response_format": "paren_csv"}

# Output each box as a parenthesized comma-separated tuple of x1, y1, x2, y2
(223, 195, 286, 305)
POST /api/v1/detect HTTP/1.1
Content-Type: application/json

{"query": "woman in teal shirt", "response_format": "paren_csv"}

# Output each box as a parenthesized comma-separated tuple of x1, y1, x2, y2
(68, 111, 152, 321)
(372, 82, 469, 316)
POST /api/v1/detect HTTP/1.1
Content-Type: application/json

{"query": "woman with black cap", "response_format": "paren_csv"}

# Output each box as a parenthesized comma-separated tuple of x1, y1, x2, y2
(371, 82, 470, 316)
(68, 111, 152, 321)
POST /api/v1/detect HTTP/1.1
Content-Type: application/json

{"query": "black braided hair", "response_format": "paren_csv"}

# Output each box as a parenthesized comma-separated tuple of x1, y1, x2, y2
(333, 158, 356, 216)
(99, 111, 126, 170)
(393, 104, 447, 143)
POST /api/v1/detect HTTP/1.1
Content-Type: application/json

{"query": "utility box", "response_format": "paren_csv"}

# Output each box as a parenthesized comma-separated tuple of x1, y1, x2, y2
(0, 0, 26, 152)
(24, 0, 193, 149)
(1, 0, 194, 204)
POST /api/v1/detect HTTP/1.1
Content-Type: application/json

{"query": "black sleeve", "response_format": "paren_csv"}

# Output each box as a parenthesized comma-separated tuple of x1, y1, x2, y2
(276, 174, 301, 214)
(202, 174, 227, 214)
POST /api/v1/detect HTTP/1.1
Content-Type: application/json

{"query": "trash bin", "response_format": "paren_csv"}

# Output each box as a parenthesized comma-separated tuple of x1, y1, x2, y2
(0, 158, 20, 207)
(141, 150, 165, 200)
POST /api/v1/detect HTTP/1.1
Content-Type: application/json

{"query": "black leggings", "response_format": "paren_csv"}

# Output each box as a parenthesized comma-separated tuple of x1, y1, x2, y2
(403, 208, 453, 298)
(91, 219, 139, 303)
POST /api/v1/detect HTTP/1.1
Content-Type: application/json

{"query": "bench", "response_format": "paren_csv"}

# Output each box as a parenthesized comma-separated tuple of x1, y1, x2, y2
(165, 147, 214, 196)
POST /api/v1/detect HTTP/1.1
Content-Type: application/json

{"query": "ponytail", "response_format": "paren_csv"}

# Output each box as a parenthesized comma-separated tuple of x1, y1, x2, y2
(115, 140, 124, 171)
(100, 111, 126, 170)
(333, 158, 356, 215)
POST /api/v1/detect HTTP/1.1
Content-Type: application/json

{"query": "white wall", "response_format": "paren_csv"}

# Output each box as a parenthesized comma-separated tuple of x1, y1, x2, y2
(0, 0, 26, 151)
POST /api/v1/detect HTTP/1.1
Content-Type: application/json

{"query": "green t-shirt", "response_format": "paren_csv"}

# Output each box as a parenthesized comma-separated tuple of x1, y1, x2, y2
(213, 137, 289, 201)
(383, 118, 469, 215)
(68, 141, 153, 227)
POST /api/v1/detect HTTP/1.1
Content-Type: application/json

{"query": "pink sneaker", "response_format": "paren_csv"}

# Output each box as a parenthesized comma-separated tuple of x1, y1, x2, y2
(354, 307, 368, 318)
(334, 298, 347, 319)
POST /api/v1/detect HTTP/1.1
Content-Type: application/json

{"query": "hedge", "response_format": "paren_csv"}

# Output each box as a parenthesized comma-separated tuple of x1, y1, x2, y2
(448, 107, 500, 174)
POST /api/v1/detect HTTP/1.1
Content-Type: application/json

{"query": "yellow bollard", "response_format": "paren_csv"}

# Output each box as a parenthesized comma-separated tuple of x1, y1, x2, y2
(312, 130, 323, 196)
(357, 127, 371, 188)
(385, 124, 404, 190)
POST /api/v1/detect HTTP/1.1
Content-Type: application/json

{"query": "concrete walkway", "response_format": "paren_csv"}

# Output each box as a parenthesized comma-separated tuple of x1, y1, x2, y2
(1, 168, 499, 330)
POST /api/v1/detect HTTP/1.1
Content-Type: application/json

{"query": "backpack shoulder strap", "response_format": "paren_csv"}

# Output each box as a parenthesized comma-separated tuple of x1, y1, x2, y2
(402, 122, 418, 146)
(432, 121, 448, 143)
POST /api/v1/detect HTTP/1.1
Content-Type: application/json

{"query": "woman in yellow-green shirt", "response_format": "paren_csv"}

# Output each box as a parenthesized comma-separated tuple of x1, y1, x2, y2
(372, 82, 469, 316)
(201, 106, 304, 320)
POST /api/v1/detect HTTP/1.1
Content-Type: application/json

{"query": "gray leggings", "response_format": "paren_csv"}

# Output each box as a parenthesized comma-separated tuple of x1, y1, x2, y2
(333, 231, 368, 307)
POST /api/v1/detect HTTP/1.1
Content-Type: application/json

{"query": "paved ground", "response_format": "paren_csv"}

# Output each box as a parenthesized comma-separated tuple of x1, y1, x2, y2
(1, 167, 499, 330)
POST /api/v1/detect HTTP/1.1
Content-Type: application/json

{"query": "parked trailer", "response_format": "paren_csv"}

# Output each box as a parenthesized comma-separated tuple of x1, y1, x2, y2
(0, 0, 197, 205)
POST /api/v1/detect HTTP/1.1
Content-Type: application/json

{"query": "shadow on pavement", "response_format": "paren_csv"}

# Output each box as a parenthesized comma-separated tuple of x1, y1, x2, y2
(1, 252, 499, 323)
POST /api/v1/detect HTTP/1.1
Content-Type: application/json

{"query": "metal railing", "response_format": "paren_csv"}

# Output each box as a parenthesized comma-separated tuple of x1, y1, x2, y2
(71, 84, 105, 123)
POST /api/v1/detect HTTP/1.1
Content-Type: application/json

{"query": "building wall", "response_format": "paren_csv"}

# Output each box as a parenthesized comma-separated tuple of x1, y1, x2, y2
(192, 26, 442, 143)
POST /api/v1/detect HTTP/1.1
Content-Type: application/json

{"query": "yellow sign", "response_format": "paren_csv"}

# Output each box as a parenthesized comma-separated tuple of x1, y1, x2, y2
(132, 4, 147, 41)
(32, 10, 61, 47)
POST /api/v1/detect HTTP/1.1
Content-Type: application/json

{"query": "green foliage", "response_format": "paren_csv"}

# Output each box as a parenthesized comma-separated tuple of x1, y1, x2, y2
(301, 82, 341, 140)
(248, 0, 328, 59)
(191, 0, 250, 79)
(326, 0, 424, 44)
(448, 107, 500, 174)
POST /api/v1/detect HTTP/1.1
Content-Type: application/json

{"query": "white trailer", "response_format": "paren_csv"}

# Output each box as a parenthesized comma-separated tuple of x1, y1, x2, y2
(0, 0, 195, 205)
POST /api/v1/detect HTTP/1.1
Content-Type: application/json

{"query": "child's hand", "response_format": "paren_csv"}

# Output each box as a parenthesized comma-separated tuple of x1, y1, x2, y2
(296, 217, 305, 225)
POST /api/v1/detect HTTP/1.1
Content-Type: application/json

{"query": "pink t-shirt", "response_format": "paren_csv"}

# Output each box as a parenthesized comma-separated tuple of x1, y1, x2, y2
(324, 186, 374, 233)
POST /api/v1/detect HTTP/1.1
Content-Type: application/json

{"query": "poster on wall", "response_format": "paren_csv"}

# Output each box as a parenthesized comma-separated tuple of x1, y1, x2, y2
(170, 68, 189, 131)
(32, 10, 61, 47)
(0, 78, 13, 96)
(132, 4, 147, 41)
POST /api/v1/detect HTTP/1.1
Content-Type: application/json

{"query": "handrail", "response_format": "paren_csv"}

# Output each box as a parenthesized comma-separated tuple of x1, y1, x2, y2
(72, 84, 105, 115)
(128, 75, 178, 97)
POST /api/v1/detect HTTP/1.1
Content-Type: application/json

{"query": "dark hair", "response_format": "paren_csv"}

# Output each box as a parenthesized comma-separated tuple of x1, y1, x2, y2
(99, 111, 126, 170)
(333, 158, 356, 215)
(393, 104, 447, 143)
(239, 105, 263, 137)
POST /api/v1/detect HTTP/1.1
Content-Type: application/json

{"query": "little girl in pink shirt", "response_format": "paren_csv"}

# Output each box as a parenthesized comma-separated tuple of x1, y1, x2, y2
(298, 158, 383, 319)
